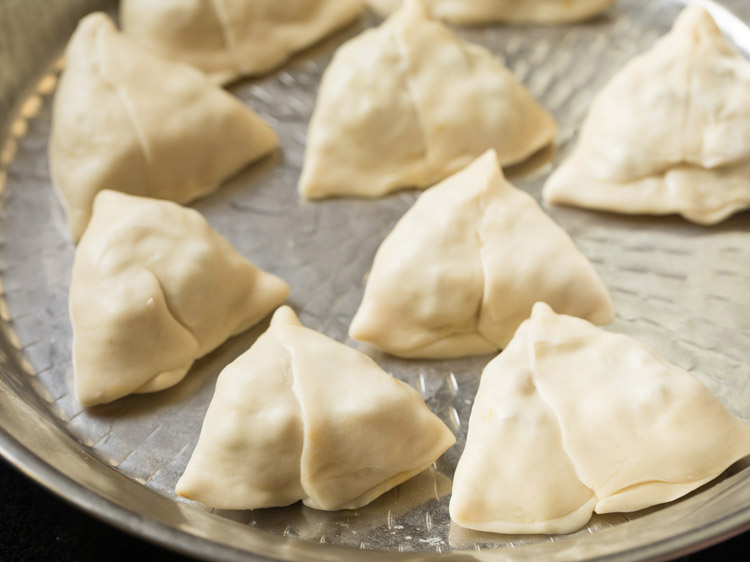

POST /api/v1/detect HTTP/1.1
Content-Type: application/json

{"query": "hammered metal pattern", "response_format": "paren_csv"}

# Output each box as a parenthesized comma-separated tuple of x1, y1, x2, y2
(1, 0, 750, 558)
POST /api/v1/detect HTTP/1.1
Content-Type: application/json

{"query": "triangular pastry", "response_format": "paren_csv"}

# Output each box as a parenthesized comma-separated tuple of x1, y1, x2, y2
(120, 0, 364, 85)
(349, 150, 613, 359)
(367, 0, 614, 25)
(451, 302, 750, 534)
(450, 321, 597, 534)
(176, 306, 455, 510)
(71, 191, 289, 407)
(50, 13, 278, 241)
(299, 0, 556, 199)
(543, 6, 750, 225)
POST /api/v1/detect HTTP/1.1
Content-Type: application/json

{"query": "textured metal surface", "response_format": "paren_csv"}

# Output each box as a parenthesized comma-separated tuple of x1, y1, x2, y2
(1, 0, 750, 560)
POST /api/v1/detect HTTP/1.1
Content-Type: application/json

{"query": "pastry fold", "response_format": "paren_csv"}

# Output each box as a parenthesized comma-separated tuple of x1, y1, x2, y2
(50, 13, 278, 240)
(120, 0, 364, 84)
(71, 191, 289, 407)
(450, 302, 750, 534)
(349, 150, 613, 358)
(300, 0, 556, 199)
(543, 6, 750, 225)
(176, 306, 455, 510)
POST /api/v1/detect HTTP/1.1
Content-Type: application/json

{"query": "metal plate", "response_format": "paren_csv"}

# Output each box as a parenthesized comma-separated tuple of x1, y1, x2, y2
(1, 0, 750, 560)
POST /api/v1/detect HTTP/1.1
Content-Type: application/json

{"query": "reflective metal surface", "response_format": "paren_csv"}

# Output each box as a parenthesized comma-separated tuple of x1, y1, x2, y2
(1, 0, 749, 560)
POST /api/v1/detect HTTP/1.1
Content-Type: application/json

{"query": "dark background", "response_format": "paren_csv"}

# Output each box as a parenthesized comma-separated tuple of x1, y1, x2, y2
(0, 458, 747, 562)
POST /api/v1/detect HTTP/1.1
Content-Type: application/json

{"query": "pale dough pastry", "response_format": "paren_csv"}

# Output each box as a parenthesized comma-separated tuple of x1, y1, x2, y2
(449, 321, 597, 534)
(176, 306, 455, 510)
(120, 0, 364, 84)
(349, 150, 613, 359)
(543, 6, 750, 225)
(367, 0, 614, 25)
(71, 191, 289, 407)
(451, 302, 750, 534)
(50, 13, 278, 241)
(299, 0, 557, 199)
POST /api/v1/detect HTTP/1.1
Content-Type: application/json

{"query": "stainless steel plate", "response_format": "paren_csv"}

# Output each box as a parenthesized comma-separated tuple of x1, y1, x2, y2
(1, 0, 749, 560)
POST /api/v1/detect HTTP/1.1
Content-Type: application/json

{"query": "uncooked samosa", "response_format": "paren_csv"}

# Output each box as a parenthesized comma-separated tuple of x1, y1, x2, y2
(299, 0, 556, 199)
(349, 150, 613, 359)
(71, 191, 289, 407)
(120, 0, 364, 84)
(176, 306, 455, 511)
(50, 13, 278, 241)
(543, 6, 750, 225)
(367, 0, 614, 25)
(451, 302, 750, 534)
